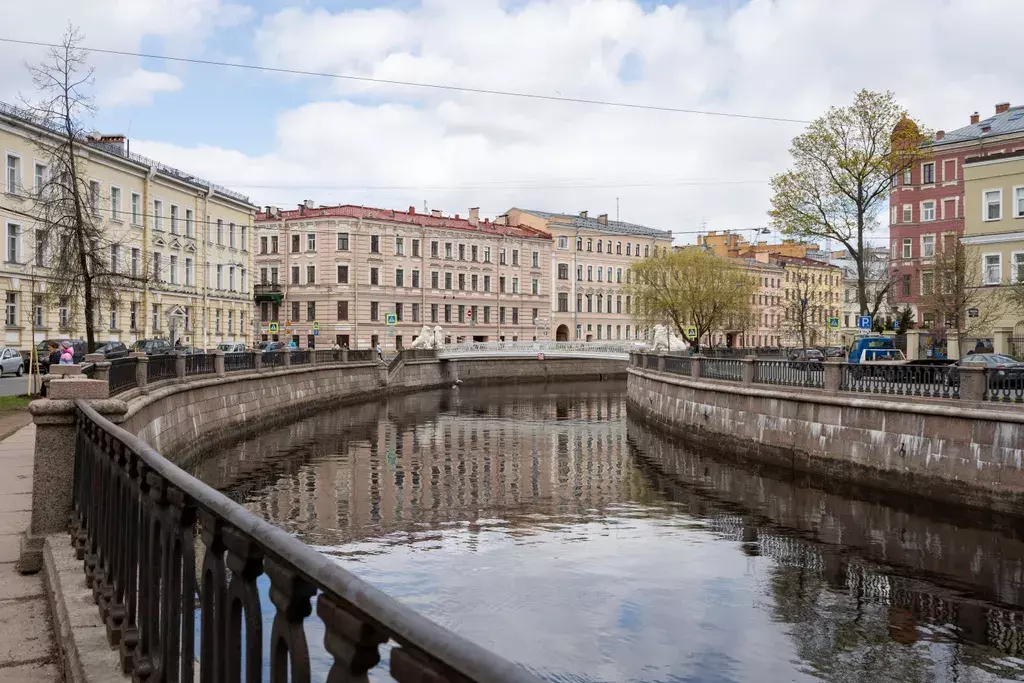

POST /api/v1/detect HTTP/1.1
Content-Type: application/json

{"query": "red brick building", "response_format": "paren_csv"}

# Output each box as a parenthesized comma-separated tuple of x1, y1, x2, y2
(889, 102, 1024, 327)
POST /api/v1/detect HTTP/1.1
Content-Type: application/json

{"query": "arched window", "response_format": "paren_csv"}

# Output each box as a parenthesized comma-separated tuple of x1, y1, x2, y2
(586, 239, 593, 251)
(616, 242, 622, 255)
(626, 243, 632, 256)
(644, 245, 650, 257)
(576, 237, 583, 250)
(597, 241, 603, 253)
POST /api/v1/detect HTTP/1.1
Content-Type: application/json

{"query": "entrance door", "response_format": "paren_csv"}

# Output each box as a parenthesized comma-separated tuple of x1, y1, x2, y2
(556, 324, 569, 342)
(370, 334, 379, 349)
(336, 334, 350, 348)
(307, 334, 315, 349)
(395, 335, 403, 350)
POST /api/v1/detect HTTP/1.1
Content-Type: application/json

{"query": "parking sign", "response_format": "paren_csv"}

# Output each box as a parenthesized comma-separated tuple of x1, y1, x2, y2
(857, 315, 872, 330)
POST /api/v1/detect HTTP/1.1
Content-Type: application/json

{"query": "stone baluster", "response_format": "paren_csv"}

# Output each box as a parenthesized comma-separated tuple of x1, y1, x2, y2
(131, 353, 148, 393)
(84, 353, 110, 383)
(213, 350, 226, 377)
(958, 361, 987, 402)
(657, 354, 666, 372)
(824, 359, 844, 393)
(742, 356, 756, 384)
(174, 351, 186, 380)
(691, 354, 703, 380)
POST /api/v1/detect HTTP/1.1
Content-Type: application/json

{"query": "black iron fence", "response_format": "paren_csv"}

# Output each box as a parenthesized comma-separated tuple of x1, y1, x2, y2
(754, 360, 824, 388)
(224, 352, 256, 373)
(985, 370, 1024, 404)
(315, 349, 345, 364)
(71, 400, 539, 683)
(185, 353, 215, 376)
(348, 348, 377, 363)
(1009, 337, 1024, 361)
(107, 357, 137, 395)
(146, 354, 176, 383)
(663, 354, 691, 376)
(263, 351, 285, 369)
(645, 354, 660, 370)
(841, 364, 957, 399)
(699, 358, 744, 382)
(291, 349, 311, 365)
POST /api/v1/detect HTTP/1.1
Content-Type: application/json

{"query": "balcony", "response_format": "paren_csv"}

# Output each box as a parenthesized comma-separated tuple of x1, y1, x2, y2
(254, 283, 283, 303)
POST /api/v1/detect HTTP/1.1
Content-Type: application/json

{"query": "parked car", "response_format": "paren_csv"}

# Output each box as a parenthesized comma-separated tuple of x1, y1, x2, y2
(94, 341, 129, 360)
(824, 346, 846, 358)
(129, 339, 173, 355)
(27, 339, 87, 374)
(217, 342, 247, 353)
(179, 346, 205, 355)
(788, 348, 824, 370)
(0, 348, 24, 377)
(946, 353, 1024, 387)
(261, 341, 286, 353)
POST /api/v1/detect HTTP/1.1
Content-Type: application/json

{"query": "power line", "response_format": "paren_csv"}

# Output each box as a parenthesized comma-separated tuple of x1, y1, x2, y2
(0, 37, 811, 124)
(228, 179, 770, 191)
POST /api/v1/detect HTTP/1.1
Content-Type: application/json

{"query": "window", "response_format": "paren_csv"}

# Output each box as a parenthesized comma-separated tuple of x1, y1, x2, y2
(616, 296, 622, 313)
(304, 233, 314, 252)
(901, 274, 911, 297)
(557, 236, 568, 249)
(457, 305, 464, 323)
(902, 239, 912, 259)
(587, 266, 593, 281)
(922, 201, 936, 221)
(337, 233, 349, 250)
(131, 193, 141, 224)
(271, 236, 278, 253)
(943, 159, 956, 182)
(921, 270, 934, 295)
(108, 300, 118, 330)
(1015, 187, 1024, 218)
(983, 254, 1002, 285)
(483, 306, 490, 323)
(576, 294, 582, 312)
(577, 265, 583, 281)
(458, 273, 466, 291)
(169, 255, 178, 284)
(32, 295, 43, 328)
(512, 308, 519, 324)
(4, 292, 16, 326)
(241, 225, 247, 251)
(444, 305, 452, 323)
(499, 249, 507, 265)
(431, 241, 439, 258)
(396, 268, 405, 288)
(290, 234, 300, 253)
(607, 267, 613, 281)
(185, 209, 194, 237)
(532, 278, 539, 295)
(597, 240, 603, 253)
(152, 252, 163, 283)
(35, 231, 46, 267)
(307, 301, 316, 321)
(396, 237, 404, 256)
(107, 186, 122, 222)
(431, 304, 438, 323)
(512, 277, 519, 294)
(412, 239, 420, 257)
(532, 251, 539, 268)
(586, 294, 593, 313)
(903, 167, 912, 185)
(185, 258, 194, 286)
(431, 271, 439, 289)
(984, 190, 1002, 221)
(625, 296, 631, 314)
(370, 267, 379, 286)
(215, 219, 224, 245)
(471, 274, 478, 291)
(1013, 252, 1024, 283)
(626, 243, 632, 256)
(457, 244, 465, 261)
(413, 269, 422, 289)
(499, 276, 505, 293)
(484, 275, 490, 292)
(484, 247, 491, 263)
(596, 267, 603, 282)
(512, 250, 519, 266)
(290, 265, 299, 285)
(558, 263, 569, 280)
(131, 248, 140, 277)
(558, 293, 568, 312)
(127, 301, 136, 330)
(306, 265, 315, 284)
(155, 304, 162, 332)
(901, 204, 913, 224)
(891, 205, 898, 225)
(4, 223, 18, 264)
(616, 242, 622, 255)
(371, 235, 381, 253)
(576, 237, 583, 251)
(370, 302, 379, 321)
(644, 245, 650, 257)
(338, 301, 349, 321)
(33, 162, 46, 195)
(270, 267, 278, 284)
(168, 204, 178, 234)
(411, 303, 420, 322)
(616, 268, 622, 283)
(5, 154, 20, 194)
(922, 162, 935, 184)
(445, 243, 453, 259)
(922, 235, 935, 258)
(153, 200, 163, 230)
(290, 301, 300, 322)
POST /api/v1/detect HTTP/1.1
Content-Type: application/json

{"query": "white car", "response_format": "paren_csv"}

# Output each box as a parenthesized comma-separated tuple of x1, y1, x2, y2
(0, 348, 24, 377)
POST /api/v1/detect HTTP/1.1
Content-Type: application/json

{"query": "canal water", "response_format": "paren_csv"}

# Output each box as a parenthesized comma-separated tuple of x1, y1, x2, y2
(195, 381, 1024, 682)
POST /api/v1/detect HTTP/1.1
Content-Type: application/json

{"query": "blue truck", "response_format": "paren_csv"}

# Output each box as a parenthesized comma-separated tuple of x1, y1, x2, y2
(846, 335, 951, 379)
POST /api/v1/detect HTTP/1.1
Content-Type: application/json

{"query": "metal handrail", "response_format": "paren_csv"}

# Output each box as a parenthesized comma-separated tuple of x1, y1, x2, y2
(72, 399, 539, 682)
(440, 340, 635, 358)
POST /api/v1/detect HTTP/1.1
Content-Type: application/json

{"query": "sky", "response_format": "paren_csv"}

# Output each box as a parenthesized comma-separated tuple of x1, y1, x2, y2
(0, 0, 1020, 246)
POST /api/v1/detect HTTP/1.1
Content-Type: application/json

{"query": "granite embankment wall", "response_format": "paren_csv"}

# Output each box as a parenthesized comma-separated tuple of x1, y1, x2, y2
(627, 365, 1024, 516)
(119, 356, 626, 464)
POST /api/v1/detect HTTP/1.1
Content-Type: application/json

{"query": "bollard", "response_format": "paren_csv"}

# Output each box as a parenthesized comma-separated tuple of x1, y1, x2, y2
(958, 361, 987, 402)
(824, 359, 843, 393)
(174, 351, 186, 379)
(741, 356, 756, 384)
(131, 353, 149, 393)
(657, 354, 666, 372)
(254, 351, 264, 372)
(341, 348, 349, 363)
(213, 350, 226, 376)
(691, 354, 703, 380)
(283, 350, 292, 367)
(309, 348, 319, 366)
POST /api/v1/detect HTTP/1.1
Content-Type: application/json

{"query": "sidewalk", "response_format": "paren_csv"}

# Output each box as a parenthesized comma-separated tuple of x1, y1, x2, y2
(0, 424, 61, 681)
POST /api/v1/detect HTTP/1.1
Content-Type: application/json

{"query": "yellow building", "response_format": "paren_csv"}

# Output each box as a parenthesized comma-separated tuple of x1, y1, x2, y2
(962, 149, 1024, 338)
(770, 255, 844, 347)
(1, 102, 256, 350)
(505, 208, 673, 342)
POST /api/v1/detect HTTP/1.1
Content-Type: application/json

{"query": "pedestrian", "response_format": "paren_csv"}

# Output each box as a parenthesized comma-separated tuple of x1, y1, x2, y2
(59, 346, 74, 365)
(288, 338, 298, 350)
(46, 342, 61, 370)
(376, 343, 383, 362)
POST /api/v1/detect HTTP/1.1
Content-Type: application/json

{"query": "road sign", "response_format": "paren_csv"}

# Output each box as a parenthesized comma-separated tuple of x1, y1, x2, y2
(385, 313, 398, 326)
(466, 308, 473, 319)
(828, 317, 840, 329)
(313, 329, 319, 336)
(857, 315, 872, 330)
(312, 321, 320, 331)
(968, 308, 980, 318)
(268, 322, 279, 333)
(892, 320, 900, 330)
(684, 326, 697, 339)
(285, 320, 292, 326)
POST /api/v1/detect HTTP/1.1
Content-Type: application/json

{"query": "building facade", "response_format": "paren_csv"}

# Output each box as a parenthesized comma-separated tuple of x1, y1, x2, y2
(961, 149, 1024, 337)
(253, 204, 551, 349)
(830, 247, 894, 341)
(1, 102, 255, 350)
(505, 208, 673, 342)
(772, 255, 844, 347)
(889, 102, 1024, 326)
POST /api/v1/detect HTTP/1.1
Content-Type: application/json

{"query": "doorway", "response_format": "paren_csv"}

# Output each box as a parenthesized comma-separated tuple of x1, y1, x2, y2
(556, 324, 569, 342)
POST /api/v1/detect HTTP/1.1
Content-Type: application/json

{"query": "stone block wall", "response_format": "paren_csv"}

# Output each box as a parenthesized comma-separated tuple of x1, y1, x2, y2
(628, 367, 1024, 516)
(447, 357, 626, 385)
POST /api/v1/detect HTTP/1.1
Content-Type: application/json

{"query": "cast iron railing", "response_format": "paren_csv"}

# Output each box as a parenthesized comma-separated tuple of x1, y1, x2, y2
(754, 360, 824, 389)
(315, 349, 345, 364)
(291, 350, 311, 366)
(108, 357, 138, 395)
(224, 352, 256, 373)
(185, 354, 215, 376)
(984, 369, 1024, 403)
(71, 400, 540, 683)
(146, 354, 177, 383)
(263, 351, 285, 369)
(348, 349, 376, 363)
(663, 354, 691, 376)
(699, 358, 743, 382)
(841, 364, 957, 399)
(645, 354, 660, 370)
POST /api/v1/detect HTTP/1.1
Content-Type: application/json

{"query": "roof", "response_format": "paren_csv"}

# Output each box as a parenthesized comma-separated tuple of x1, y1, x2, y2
(770, 254, 841, 269)
(256, 204, 548, 240)
(0, 100, 253, 206)
(511, 208, 672, 239)
(934, 105, 1024, 147)
(964, 147, 1024, 165)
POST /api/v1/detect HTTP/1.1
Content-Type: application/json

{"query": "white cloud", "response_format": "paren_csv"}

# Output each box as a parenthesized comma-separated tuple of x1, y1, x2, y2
(127, 0, 1024, 243)
(97, 69, 183, 107)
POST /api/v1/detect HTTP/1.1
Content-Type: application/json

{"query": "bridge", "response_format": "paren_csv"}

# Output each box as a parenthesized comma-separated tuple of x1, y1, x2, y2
(438, 340, 636, 360)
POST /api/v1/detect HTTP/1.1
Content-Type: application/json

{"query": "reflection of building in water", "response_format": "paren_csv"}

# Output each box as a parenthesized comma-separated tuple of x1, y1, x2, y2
(214, 386, 650, 545)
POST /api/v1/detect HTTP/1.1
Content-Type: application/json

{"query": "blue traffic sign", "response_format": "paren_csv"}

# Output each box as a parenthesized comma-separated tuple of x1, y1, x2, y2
(892, 320, 900, 330)
(857, 315, 872, 330)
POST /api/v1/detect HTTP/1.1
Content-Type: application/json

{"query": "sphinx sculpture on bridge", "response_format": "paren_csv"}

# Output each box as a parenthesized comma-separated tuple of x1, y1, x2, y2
(650, 324, 688, 353)
(411, 324, 446, 350)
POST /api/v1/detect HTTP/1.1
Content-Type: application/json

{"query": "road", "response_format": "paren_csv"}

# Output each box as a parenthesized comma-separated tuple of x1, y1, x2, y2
(0, 374, 40, 396)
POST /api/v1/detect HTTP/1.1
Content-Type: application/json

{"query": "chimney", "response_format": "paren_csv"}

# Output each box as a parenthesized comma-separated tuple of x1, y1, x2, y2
(935, 130, 945, 141)
(430, 209, 442, 218)
(298, 203, 306, 216)
(85, 133, 127, 155)
(597, 214, 608, 225)
(970, 111, 980, 125)
(408, 206, 416, 215)
(996, 102, 1011, 114)
(468, 207, 479, 226)
(579, 210, 588, 219)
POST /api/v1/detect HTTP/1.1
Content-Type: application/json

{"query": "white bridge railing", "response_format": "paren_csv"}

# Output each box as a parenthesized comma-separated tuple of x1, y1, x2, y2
(437, 340, 640, 359)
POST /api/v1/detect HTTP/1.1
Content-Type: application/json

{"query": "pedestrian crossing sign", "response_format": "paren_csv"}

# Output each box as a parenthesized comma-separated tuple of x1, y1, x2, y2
(828, 317, 839, 329)
(683, 326, 697, 339)
(268, 322, 279, 333)
(386, 313, 398, 326)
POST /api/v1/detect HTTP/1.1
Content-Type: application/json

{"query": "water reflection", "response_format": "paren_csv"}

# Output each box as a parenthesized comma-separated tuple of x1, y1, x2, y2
(196, 382, 1024, 682)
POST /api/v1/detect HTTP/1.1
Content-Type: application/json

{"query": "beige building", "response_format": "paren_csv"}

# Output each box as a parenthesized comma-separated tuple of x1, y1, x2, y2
(505, 208, 673, 342)
(771, 255, 844, 347)
(962, 149, 1024, 337)
(732, 256, 785, 349)
(253, 203, 552, 349)
(1, 102, 255, 350)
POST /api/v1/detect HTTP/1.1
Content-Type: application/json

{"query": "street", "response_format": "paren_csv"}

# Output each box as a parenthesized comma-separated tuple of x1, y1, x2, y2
(0, 374, 39, 397)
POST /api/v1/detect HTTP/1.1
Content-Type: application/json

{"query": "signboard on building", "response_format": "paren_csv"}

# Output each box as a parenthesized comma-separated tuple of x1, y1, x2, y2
(968, 308, 980, 318)
(857, 315, 872, 330)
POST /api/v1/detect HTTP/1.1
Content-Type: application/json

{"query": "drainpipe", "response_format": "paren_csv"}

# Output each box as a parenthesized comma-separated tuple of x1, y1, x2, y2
(202, 187, 212, 349)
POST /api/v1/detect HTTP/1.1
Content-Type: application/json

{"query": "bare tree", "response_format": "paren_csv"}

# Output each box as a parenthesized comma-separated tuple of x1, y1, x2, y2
(20, 27, 146, 351)
(776, 272, 829, 349)
(918, 238, 1006, 338)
